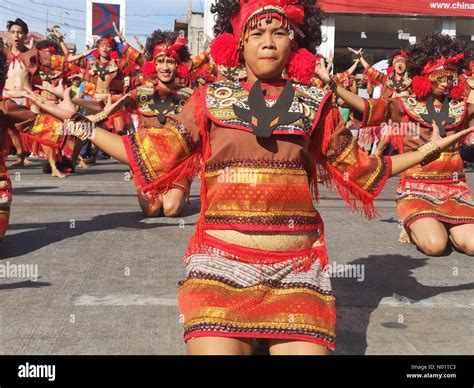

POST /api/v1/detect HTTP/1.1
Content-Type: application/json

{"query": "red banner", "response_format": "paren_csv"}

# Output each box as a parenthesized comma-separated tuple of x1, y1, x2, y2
(318, 0, 474, 16)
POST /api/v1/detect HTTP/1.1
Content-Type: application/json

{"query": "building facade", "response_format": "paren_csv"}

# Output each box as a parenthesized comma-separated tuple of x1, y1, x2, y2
(203, 0, 474, 71)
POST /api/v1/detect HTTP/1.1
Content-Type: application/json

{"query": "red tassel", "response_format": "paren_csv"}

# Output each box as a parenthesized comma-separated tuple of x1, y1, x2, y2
(449, 78, 466, 99)
(210, 33, 239, 68)
(286, 48, 317, 85)
(92, 50, 100, 59)
(109, 51, 119, 60)
(142, 61, 156, 79)
(412, 76, 432, 99)
(310, 104, 380, 219)
(386, 66, 393, 76)
(177, 62, 189, 78)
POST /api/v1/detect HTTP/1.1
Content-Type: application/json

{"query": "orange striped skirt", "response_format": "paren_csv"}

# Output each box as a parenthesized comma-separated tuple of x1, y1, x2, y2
(178, 233, 336, 350)
(397, 178, 474, 227)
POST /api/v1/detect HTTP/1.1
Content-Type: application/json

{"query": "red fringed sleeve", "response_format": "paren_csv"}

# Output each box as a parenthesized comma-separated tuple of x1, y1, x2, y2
(361, 97, 389, 127)
(120, 43, 144, 66)
(364, 66, 385, 86)
(311, 101, 392, 219)
(122, 89, 205, 194)
(38, 51, 67, 72)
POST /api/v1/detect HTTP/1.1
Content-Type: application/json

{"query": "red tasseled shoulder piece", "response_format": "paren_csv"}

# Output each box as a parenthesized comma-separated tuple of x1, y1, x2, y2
(310, 104, 379, 219)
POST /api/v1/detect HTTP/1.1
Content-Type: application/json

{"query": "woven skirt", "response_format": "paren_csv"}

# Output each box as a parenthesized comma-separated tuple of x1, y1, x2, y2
(177, 233, 336, 350)
(397, 178, 474, 227)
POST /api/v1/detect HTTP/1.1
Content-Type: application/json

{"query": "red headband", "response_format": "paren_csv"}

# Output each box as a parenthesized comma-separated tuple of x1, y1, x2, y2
(98, 36, 115, 47)
(230, 0, 304, 39)
(40, 46, 56, 53)
(153, 36, 187, 62)
(422, 53, 464, 75)
(393, 50, 407, 62)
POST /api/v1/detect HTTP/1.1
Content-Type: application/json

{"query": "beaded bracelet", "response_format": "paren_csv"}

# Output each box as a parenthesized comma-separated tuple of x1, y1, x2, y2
(66, 114, 94, 141)
(324, 76, 338, 93)
(89, 111, 109, 123)
(417, 141, 441, 166)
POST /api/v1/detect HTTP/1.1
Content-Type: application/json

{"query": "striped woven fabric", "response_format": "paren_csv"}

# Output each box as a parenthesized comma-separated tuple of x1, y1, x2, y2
(178, 234, 336, 349)
(397, 152, 474, 227)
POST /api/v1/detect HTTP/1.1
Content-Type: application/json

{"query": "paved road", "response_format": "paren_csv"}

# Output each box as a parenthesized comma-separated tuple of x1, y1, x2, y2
(1, 158, 473, 355)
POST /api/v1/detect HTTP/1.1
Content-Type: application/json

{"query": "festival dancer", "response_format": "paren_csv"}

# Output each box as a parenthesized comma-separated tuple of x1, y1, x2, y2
(339, 33, 474, 256)
(72, 32, 146, 139)
(0, 50, 72, 243)
(34, 38, 92, 177)
(350, 47, 413, 99)
(2, 19, 89, 173)
(113, 21, 213, 88)
(24, 0, 474, 355)
(128, 30, 195, 217)
(460, 58, 474, 102)
(2, 18, 41, 167)
(310, 58, 360, 91)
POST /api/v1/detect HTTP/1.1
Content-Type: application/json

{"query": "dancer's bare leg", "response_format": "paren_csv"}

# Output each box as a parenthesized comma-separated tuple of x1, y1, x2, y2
(398, 227, 411, 244)
(42, 145, 66, 178)
(137, 191, 163, 218)
(187, 337, 253, 355)
(407, 218, 449, 256)
(70, 138, 85, 165)
(268, 339, 332, 355)
(77, 155, 89, 169)
(448, 223, 474, 256)
(8, 129, 31, 166)
(162, 188, 187, 218)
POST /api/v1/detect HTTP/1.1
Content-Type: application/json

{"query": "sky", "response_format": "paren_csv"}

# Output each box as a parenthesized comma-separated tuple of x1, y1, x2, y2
(0, 0, 204, 50)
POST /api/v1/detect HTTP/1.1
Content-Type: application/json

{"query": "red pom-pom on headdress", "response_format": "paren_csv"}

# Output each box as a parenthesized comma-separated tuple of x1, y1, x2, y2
(210, 33, 239, 68)
(449, 78, 466, 99)
(286, 48, 317, 85)
(142, 61, 156, 79)
(92, 49, 118, 60)
(412, 75, 432, 99)
(177, 62, 189, 78)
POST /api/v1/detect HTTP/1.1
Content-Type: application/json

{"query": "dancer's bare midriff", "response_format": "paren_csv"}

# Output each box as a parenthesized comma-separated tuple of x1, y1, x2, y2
(205, 230, 322, 251)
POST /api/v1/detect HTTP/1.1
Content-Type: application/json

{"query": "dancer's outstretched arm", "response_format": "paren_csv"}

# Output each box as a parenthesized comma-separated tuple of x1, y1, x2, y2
(315, 58, 366, 113)
(390, 122, 474, 176)
(22, 88, 130, 164)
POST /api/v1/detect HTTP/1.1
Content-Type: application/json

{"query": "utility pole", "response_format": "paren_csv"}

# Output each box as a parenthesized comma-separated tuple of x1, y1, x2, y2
(45, 8, 49, 35)
(187, 0, 192, 20)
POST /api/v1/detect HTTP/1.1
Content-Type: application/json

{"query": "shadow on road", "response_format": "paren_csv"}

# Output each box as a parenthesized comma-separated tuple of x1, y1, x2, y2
(333, 254, 474, 354)
(1, 209, 198, 260)
(0, 280, 51, 290)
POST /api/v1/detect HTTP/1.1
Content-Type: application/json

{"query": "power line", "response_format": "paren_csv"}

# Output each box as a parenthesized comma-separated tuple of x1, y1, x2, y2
(1, 4, 178, 34)
(12, 0, 187, 17)
(3, 1, 186, 29)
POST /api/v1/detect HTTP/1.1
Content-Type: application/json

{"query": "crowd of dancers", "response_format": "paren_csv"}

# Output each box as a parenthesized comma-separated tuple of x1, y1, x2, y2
(1, 0, 474, 355)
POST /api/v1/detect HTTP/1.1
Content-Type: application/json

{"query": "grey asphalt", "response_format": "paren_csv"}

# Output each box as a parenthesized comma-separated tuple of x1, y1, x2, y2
(0, 158, 473, 355)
